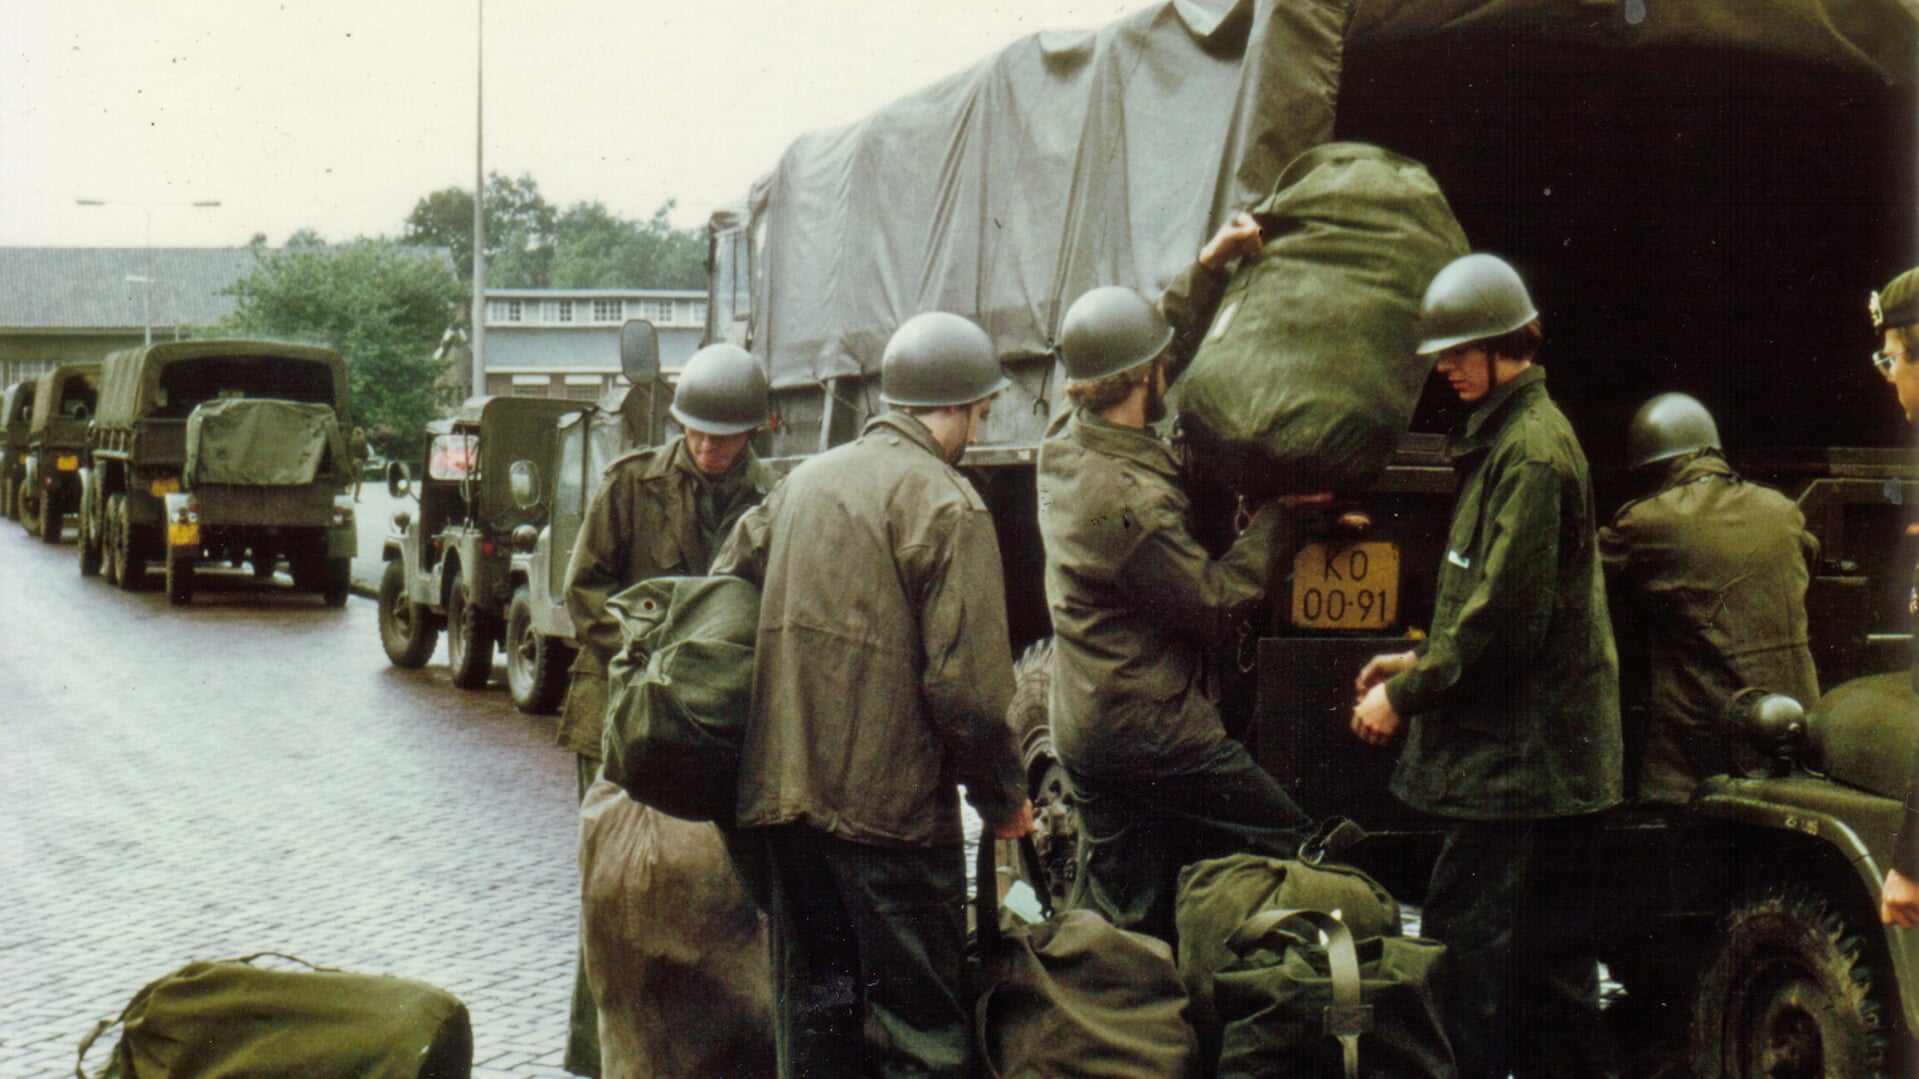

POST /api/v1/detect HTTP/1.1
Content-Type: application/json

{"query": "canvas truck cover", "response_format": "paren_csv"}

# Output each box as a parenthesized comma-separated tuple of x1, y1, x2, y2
(94, 340, 349, 431)
(185, 399, 348, 487)
(726, 0, 1913, 400)
(27, 363, 100, 436)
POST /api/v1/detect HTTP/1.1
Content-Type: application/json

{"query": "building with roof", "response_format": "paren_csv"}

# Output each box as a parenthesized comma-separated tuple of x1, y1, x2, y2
(478, 288, 707, 400)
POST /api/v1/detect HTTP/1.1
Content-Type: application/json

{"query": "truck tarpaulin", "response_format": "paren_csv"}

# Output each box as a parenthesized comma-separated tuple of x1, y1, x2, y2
(185, 399, 347, 487)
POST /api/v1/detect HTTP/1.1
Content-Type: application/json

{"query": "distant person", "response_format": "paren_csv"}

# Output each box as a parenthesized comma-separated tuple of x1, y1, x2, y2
(1869, 268, 1919, 928)
(1600, 393, 1820, 803)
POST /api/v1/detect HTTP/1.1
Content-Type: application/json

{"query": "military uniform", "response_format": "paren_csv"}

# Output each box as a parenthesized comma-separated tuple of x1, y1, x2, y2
(1600, 451, 1820, 803)
(1382, 366, 1622, 1079)
(557, 435, 769, 1078)
(711, 412, 1025, 1079)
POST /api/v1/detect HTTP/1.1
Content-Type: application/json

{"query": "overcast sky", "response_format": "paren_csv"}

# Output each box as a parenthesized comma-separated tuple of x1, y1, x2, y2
(1, 0, 1132, 250)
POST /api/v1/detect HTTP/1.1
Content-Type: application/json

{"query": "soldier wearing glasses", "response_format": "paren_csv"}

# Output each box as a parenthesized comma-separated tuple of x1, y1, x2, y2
(1871, 268, 1919, 928)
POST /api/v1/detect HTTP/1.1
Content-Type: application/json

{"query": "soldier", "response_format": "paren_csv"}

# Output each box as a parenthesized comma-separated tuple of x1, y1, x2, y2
(1600, 393, 1820, 804)
(556, 343, 773, 1078)
(1870, 267, 1919, 928)
(1350, 253, 1622, 1079)
(1037, 214, 1323, 945)
(710, 312, 1034, 1078)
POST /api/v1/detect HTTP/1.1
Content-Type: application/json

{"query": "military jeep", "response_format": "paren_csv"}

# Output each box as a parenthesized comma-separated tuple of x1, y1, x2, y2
(18, 362, 99, 544)
(1, 378, 36, 523)
(78, 340, 359, 606)
(377, 395, 587, 693)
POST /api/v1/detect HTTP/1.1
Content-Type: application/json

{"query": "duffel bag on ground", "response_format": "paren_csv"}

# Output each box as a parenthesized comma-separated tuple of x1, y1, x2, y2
(1215, 910, 1453, 1079)
(1175, 844, 1400, 1075)
(76, 952, 472, 1079)
(1177, 141, 1469, 496)
(603, 575, 758, 822)
(973, 839, 1196, 1079)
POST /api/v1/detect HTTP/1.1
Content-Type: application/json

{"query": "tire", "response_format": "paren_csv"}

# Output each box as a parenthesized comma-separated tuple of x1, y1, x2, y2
(16, 480, 36, 533)
(378, 560, 439, 669)
(320, 557, 350, 608)
(107, 493, 148, 591)
(1690, 889, 1888, 1079)
(1, 471, 13, 521)
(445, 577, 496, 689)
(251, 551, 278, 579)
(505, 585, 572, 715)
(37, 487, 62, 543)
(165, 550, 194, 606)
(1004, 638, 1078, 909)
(76, 495, 102, 577)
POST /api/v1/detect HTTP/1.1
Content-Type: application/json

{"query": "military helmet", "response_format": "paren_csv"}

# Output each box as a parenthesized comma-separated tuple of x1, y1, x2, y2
(1057, 286, 1174, 382)
(1415, 253, 1540, 356)
(879, 312, 1009, 407)
(1870, 267, 1919, 332)
(670, 344, 769, 436)
(1626, 392, 1722, 470)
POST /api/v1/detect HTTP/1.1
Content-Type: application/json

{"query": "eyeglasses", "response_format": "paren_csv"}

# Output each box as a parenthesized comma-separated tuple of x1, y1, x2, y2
(1872, 347, 1908, 377)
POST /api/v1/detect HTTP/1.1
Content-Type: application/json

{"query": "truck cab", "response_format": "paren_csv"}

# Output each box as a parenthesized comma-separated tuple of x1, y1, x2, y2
(21, 362, 98, 544)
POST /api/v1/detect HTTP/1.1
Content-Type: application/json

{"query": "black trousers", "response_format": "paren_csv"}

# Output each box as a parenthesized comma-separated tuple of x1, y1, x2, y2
(1066, 737, 1313, 945)
(1422, 815, 1618, 1079)
(764, 824, 970, 1079)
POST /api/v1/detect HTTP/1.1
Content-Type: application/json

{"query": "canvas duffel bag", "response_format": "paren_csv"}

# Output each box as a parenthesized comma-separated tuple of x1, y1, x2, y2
(75, 953, 471, 1079)
(603, 575, 759, 822)
(1174, 839, 1400, 1076)
(1214, 910, 1454, 1079)
(1177, 142, 1469, 496)
(973, 839, 1197, 1079)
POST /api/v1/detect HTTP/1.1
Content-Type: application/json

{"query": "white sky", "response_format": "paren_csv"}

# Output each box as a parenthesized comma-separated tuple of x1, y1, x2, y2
(1, 0, 1134, 249)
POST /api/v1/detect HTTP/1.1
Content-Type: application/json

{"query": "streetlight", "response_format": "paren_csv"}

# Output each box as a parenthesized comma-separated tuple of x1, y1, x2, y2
(76, 198, 222, 346)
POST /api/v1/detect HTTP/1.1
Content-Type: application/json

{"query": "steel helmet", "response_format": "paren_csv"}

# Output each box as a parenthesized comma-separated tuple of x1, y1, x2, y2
(1057, 286, 1174, 382)
(1416, 253, 1540, 355)
(671, 344, 769, 436)
(879, 312, 1009, 407)
(1626, 392, 1722, 470)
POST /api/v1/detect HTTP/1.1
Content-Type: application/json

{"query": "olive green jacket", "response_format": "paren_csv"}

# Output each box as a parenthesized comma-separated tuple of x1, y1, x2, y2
(556, 437, 771, 760)
(1600, 452, 1819, 804)
(710, 413, 1026, 847)
(1384, 367, 1623, 820)
(1038, 407, 1297, 779)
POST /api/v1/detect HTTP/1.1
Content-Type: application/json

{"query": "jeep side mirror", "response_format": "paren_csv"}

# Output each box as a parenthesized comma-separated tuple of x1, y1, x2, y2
(510, 459, 541, 509)
(386, 459, 412, 500)
(621, 319, 660, 385)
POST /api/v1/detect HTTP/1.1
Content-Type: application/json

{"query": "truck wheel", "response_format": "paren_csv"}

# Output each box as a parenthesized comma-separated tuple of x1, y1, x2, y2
(378, 560, 439, 669)
(166, 550, 195, 606)
(506, 585, 572, 715)
(76, 499, 102, 577)
(320, 557, 350, 607)
(0, 472, 12, 520)
(446, 578, 496, 689)
(252, 550, 278, 579)
(16, 480, 36, 532)
(1689, 890, 1887, 1079)
(37, 489, 62, 543)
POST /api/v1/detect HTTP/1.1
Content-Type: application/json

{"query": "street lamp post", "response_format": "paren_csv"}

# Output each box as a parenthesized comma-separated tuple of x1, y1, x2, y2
(76, 198, 222, 346)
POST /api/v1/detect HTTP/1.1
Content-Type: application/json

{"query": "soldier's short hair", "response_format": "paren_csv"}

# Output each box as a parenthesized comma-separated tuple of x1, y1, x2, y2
(1064, 358, 1157, 414)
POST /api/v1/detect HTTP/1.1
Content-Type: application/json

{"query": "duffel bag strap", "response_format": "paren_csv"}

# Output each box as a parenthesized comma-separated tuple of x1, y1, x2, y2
(1228, 908, 1370, 1079)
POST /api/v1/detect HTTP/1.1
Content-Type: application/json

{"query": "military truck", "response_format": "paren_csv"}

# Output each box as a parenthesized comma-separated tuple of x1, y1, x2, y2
(1, 378, 35, 522)
(707, 2, 1919, 1073)
(78, 340, 359, 606)
(376, 395, 588, 694)
(17, 362, 100, 544)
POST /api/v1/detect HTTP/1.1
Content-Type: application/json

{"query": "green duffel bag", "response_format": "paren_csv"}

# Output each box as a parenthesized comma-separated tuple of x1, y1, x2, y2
(75, 953, 472, 1079)
(1215, 911, 1454, 1079)
(1175, 846, 1399, 1076)
(973, 840, 1197, 1079)
(603, 575, 759, 823)
(1177, 142, 1469, 496)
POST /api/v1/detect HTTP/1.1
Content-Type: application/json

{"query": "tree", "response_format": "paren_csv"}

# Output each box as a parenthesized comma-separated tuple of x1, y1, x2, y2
(216, 240, 464, 457)
(549, 200, 706, 290)
(404, 171, 558, 287)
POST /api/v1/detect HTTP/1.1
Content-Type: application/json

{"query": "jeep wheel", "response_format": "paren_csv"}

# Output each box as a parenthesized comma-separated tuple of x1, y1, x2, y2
(446, 578, 496, 689)
(378, 560, 438, 669)
(506, 585, 572, 715)
(37, 489, 62, 543)
(166, 550, 195, 606)
(1690, 890, 1887, 1079)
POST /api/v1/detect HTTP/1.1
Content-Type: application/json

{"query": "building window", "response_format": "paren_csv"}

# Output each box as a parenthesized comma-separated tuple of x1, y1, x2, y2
(644, 300, 674, 323)
(593, 299, 623, 323)
(544, 300, 574, 323)
(689, 302, 708, 326)
(487, 299, 523, 323)
(566, 382, 601, 401)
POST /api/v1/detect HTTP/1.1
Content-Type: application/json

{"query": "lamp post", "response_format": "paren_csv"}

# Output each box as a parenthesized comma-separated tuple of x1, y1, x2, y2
(76, 198, 222, 346)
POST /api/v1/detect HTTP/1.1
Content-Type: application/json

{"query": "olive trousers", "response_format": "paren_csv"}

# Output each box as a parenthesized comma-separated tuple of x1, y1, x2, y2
(565, 754, 603, 1078)
(764, 824, 971, 1079)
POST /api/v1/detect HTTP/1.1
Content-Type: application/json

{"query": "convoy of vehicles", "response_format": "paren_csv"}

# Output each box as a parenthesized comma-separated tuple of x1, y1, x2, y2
(76, 340, 359, 605)
(1, 378, 36, 523)
(17, 362, 99, 543)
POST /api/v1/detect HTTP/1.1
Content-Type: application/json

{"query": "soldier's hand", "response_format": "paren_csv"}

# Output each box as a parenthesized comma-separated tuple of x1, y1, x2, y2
(1355, 650, 1418, 693)
(1199, 212, 1264, 272)
(1883, 868, 1919, 928)
(1351, 682, 1403, 747)
(993, 800, 1037, 841)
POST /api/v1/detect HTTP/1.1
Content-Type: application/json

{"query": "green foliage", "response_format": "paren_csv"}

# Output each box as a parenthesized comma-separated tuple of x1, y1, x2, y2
(216, 240, 464, 457)
(404, 175, 704, 289)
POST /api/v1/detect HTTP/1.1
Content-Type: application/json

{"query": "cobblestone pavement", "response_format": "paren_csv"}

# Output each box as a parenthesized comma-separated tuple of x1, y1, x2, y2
(1, 524, 582, 1077)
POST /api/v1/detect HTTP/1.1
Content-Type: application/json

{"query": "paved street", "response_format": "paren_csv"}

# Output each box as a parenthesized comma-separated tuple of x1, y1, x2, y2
(1, 520, 581, 1077)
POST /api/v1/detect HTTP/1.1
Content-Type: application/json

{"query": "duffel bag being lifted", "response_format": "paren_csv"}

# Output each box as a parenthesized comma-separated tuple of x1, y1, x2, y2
(1177, 142, 1468, 496)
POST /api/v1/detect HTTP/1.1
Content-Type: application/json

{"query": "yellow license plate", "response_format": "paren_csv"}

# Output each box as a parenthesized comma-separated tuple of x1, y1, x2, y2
(168, 523, 200, 548)
(1290, 541, 1399, 630)
(56, 455, 79, 471)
